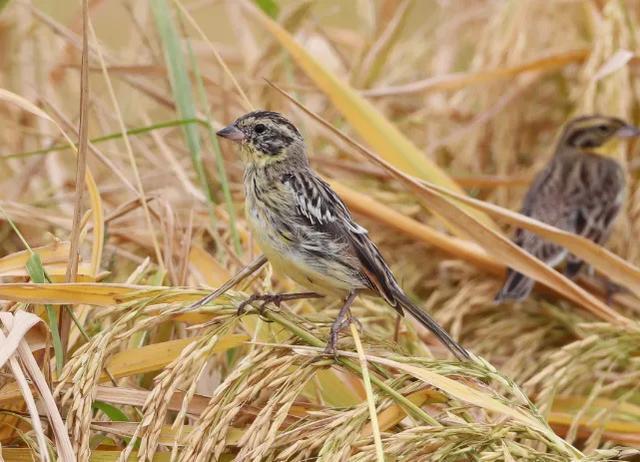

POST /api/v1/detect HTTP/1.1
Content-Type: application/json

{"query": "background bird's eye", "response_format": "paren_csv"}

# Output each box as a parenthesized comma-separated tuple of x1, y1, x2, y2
(597, 124, 609, 132)
(254, 123, 267, 134)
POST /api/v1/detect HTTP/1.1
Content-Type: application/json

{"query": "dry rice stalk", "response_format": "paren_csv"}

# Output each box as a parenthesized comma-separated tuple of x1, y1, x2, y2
(55, 297, 222, 459)
(349, 423, 609, 462)
(525, 322, 640, 446)
(234, 360, 316, 461)
(315, 403, 372, 462)
(272, 407, 369, 462)
(179, 349, 291, 461)
(133, 322, 234, 461)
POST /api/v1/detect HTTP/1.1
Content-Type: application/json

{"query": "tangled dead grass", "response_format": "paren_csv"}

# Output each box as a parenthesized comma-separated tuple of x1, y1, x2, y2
(1, 0, 640, 460)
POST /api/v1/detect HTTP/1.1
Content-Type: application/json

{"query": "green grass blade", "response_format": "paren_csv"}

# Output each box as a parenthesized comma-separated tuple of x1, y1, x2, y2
(151, 0, 218, 229)
(1, 118, 205, 159)
(0, 204, 64, 373)
(92, 400, 140, 447)
(254, 0, 279, 18)
(181, 16, 242, 255)
(92, 401, 129, 422)
(26, 253, 64, 374)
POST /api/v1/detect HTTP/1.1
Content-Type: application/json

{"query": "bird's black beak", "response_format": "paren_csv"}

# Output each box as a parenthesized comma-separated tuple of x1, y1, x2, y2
(216, 124, 245, 143)
(616, 124, 640, 138)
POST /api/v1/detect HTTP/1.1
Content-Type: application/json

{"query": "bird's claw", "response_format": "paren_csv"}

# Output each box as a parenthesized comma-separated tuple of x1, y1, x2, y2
(237, 292, 317, 320)
(236, 296, 255, 316)
(257, 299, 277, 322)
(323, 342, 338, 361)
(236, 293, 279, 318)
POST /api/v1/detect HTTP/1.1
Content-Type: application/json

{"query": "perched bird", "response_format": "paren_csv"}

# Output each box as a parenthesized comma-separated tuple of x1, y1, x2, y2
(495, 115, 639, 303)
(217, 110, 469, 359)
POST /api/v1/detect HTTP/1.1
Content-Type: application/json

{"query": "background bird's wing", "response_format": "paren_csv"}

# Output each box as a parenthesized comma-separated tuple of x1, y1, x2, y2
(497, 154, 625, 301)
(523, 154, 624, 248)
(496, 157, 575, 302)
(563, 156, 624, 242)
(558, 155, 625, 277)
(515, 160, 569, 267)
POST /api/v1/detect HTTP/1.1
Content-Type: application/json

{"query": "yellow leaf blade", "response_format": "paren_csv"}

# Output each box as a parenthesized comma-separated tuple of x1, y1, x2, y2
(99, 334, 247, 381)
(0, 241, 70, 272)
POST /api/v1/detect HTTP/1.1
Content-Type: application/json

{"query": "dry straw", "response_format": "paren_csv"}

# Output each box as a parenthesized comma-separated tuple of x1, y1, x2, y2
(1, 0, 640, 461)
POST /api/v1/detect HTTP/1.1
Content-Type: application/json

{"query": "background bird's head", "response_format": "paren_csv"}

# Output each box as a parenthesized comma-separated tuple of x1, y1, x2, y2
(558, 115, 640, 155)
(217, 110, 307, 169)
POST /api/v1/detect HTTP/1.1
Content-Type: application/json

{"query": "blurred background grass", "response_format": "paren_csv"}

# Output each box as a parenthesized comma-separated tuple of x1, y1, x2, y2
(1, 0, 640, 460)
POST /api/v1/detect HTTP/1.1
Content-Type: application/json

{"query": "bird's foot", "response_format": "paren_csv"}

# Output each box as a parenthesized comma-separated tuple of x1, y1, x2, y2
(323, 316, 350, 357)
(323, 291, 359, 359)
(236, 292, 323, 319)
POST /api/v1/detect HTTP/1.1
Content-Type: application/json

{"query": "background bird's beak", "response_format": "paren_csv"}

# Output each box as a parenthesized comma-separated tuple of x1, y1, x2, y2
(616, 124, 640, 138)
(216, 125, 245, 143)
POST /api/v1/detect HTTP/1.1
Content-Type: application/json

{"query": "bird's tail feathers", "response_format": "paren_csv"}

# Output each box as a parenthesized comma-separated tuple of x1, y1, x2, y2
(494, 269, 535, 303)
(396, 292, 470, 360)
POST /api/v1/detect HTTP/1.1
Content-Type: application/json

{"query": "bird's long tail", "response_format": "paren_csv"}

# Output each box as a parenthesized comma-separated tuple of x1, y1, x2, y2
(494, 268, 535, 303)
(395, 292, 470, 360)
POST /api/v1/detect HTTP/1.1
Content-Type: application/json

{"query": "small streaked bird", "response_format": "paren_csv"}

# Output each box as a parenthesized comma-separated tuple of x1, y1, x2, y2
(495, 115, 639, 303)
(217, 110, 469, 360)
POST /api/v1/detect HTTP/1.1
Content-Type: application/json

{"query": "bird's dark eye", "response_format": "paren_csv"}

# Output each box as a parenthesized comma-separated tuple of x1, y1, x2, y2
(597, 124, 609, 132)
(254, 123, 267, 134)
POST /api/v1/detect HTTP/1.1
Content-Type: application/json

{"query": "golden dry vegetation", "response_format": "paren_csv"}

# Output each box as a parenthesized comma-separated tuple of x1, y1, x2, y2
(1, 0, 640, 460)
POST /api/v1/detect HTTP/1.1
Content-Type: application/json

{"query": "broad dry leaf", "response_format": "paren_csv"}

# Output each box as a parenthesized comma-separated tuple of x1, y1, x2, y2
(0, 283, 200, 306)
(414, 179, 640, 300)
(361, 388, 447, 436)
(99, 334, 248, 381)
(593, 49, 634, 81)
(0, 242, 70, 272)
(0, 263, 105, 282)
(0, 88, 54, 122)
(188, 244, 231, 286)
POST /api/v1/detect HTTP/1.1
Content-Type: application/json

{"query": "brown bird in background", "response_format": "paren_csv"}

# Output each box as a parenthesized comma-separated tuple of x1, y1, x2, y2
(495, 115, 639, 302)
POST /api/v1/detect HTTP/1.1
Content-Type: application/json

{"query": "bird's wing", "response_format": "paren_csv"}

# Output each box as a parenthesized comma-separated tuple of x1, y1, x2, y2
(282, 171, 401, 303)
(282, 172, 364, 231)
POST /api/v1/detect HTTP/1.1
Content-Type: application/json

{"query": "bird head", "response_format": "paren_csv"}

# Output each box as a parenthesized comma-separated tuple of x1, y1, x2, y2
(217, 110, 307, 169)
(558, 115, 640, 156)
